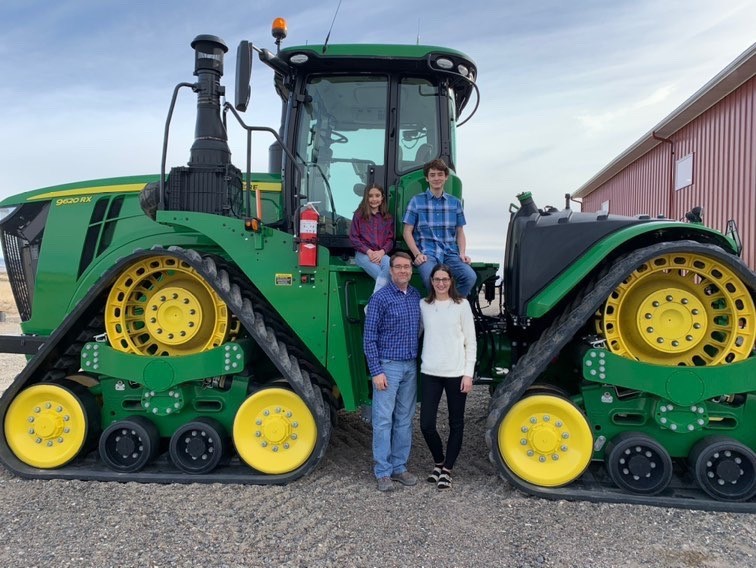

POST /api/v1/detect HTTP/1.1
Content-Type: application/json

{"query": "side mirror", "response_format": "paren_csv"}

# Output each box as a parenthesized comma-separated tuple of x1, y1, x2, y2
(235, 41, 252, 111)
(353, 183, 366, 197)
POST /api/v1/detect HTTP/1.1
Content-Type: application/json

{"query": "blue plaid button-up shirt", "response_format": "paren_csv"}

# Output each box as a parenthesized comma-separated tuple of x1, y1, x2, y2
(403, 189, 466, 259)
(363, 281, 421, 377)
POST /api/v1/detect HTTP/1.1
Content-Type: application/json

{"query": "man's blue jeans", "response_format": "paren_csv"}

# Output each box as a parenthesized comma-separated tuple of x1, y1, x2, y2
(354, 252, 391, 294)
(372, 359, 417, 479)
(417, 254, 478, 296)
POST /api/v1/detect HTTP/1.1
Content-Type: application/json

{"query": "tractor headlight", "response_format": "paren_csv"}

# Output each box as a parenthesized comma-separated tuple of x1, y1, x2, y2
(435, 57, 453, 70)
(289, 53, 309, 65)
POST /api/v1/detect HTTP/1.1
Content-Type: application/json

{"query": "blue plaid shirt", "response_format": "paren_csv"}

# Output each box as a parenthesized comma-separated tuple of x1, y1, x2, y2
(363, 281, 421, 377)
(403, 189, 466, 259)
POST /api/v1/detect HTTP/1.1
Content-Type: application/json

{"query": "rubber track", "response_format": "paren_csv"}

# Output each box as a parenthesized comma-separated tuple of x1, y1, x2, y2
(0, 246, 332, 484)
(485, 240, 756, 512)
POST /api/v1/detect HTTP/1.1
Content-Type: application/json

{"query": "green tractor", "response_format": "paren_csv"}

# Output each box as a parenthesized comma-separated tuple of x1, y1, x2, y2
(1, 22, 754, 511)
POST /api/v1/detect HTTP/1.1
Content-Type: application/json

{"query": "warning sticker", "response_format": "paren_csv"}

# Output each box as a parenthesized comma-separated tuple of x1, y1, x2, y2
(300, 220, 318, 234)
(275, 273, 293, 286)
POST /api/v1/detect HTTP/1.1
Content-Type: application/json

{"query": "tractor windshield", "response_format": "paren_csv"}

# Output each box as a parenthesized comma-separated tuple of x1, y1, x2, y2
(295, 75, 388, 240)
(396, 78, 440, 174)
(293, 74, 441, 244)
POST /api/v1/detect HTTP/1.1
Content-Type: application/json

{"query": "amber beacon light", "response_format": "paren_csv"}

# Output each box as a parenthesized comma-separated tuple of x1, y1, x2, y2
(272, 18, 288, 42)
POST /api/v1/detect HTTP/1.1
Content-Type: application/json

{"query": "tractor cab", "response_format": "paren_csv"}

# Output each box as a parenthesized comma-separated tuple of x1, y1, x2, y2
(235, 28, 479, 252)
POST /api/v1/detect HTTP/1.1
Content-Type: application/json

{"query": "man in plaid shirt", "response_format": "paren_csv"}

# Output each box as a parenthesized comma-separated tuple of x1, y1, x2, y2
(402, 158, 477, 296)
(363, 251, 421, 491)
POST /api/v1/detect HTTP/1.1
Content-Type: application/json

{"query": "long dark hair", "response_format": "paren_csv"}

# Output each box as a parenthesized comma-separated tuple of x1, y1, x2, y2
(355, 184, 389, 220)
(424, 264, 463, 304)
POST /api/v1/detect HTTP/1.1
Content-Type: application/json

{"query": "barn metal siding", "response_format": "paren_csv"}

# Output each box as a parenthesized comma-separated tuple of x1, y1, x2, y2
(581, 75, 756, 267)
(581, 145, 670, 217)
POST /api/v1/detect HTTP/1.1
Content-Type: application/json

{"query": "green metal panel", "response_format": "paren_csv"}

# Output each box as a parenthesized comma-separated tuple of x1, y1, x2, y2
(0, 172, 280, 209)
(281, 44, 474, 61)
(476, 331, 513, 382)
(580, 350, 756, 459)
(325, 266, 374, 410)
(97, 375, 249, 437)
(242, 173, 283, 223)
(80, 341, 251, 390)
(581, 384, 756, 459)
(582, 349, 756, 404)
(526, 223, 737, 318)
(0, 175, 157, 207)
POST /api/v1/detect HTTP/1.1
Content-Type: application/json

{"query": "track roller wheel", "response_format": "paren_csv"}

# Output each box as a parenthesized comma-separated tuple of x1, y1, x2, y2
(606, 433, 673, 495)
(689, 436, 756, 502)
(597, 252, 756, 366)
(233, 387, 317, 475)
(4, 381, 99, 469)
(169, 418, 229, 474)
(497, 394, 593, 487)
(105, 255, 232, 356)
(99, 416, 160, 473)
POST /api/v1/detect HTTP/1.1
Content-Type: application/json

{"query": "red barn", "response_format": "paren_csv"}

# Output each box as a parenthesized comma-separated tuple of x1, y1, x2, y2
(574, 44, 756, 267)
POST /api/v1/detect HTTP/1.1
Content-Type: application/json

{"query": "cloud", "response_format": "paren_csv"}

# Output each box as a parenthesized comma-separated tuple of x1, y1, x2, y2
(576, 84, 676, 134)
(1, 0, 754, 263)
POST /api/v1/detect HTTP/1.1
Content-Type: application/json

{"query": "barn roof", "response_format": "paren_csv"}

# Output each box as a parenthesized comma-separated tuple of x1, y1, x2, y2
(573, 43, 756, 199)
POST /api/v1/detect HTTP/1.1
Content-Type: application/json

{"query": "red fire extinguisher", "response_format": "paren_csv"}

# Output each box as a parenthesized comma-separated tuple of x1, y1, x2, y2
(298, 203, 320, 267)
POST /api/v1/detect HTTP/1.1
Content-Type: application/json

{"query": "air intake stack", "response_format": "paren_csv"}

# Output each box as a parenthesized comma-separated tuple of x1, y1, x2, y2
(164, 35, 243, 217)
(188, 35, 231, 166)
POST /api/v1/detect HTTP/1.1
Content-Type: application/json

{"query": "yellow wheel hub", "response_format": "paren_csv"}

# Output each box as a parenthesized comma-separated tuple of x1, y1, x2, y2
(233, 388, 317, 474)
(143, 286, 203, 345)
(498, 394, 593, 487)
(635, 287, 707, 352)
(105, 256, 230, 356)
(4, 384, 88, 469)
(598, 252, 756, 366)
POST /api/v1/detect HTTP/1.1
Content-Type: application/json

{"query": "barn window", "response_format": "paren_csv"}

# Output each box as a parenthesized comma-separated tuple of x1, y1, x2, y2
(675, 153, 694, 191)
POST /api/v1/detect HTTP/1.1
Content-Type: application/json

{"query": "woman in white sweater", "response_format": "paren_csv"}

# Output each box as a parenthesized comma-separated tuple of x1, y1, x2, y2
(419, 264, 476, 489)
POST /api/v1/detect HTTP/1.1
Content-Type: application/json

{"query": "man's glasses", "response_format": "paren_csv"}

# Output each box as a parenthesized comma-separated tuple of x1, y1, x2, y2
(432, 277, 451, 283)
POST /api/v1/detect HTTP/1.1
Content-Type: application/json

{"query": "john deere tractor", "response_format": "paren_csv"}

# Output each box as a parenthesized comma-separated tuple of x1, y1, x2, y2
(1, 21, 754, 511)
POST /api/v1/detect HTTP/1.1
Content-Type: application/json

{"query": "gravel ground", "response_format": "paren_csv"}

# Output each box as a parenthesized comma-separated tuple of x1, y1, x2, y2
(0, 316, 755, 567)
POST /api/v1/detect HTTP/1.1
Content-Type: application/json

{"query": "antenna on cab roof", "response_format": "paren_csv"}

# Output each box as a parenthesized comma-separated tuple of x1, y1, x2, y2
(322, 0, 343, 54)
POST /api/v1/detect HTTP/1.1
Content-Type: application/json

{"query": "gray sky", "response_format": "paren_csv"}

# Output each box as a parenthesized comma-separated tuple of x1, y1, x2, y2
(1, 0, 754, 263)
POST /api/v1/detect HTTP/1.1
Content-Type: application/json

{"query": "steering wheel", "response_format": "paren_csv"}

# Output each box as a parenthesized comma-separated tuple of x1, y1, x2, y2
(330, 131, 348, 144)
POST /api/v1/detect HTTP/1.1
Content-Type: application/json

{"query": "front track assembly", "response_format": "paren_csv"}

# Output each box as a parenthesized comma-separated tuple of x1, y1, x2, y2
(0, 246, 332, 484)
(486, 241, 756, 512)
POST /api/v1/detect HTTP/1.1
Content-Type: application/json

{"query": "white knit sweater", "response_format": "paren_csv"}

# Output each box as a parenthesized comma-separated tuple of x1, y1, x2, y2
(419, 298, 477, 377)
